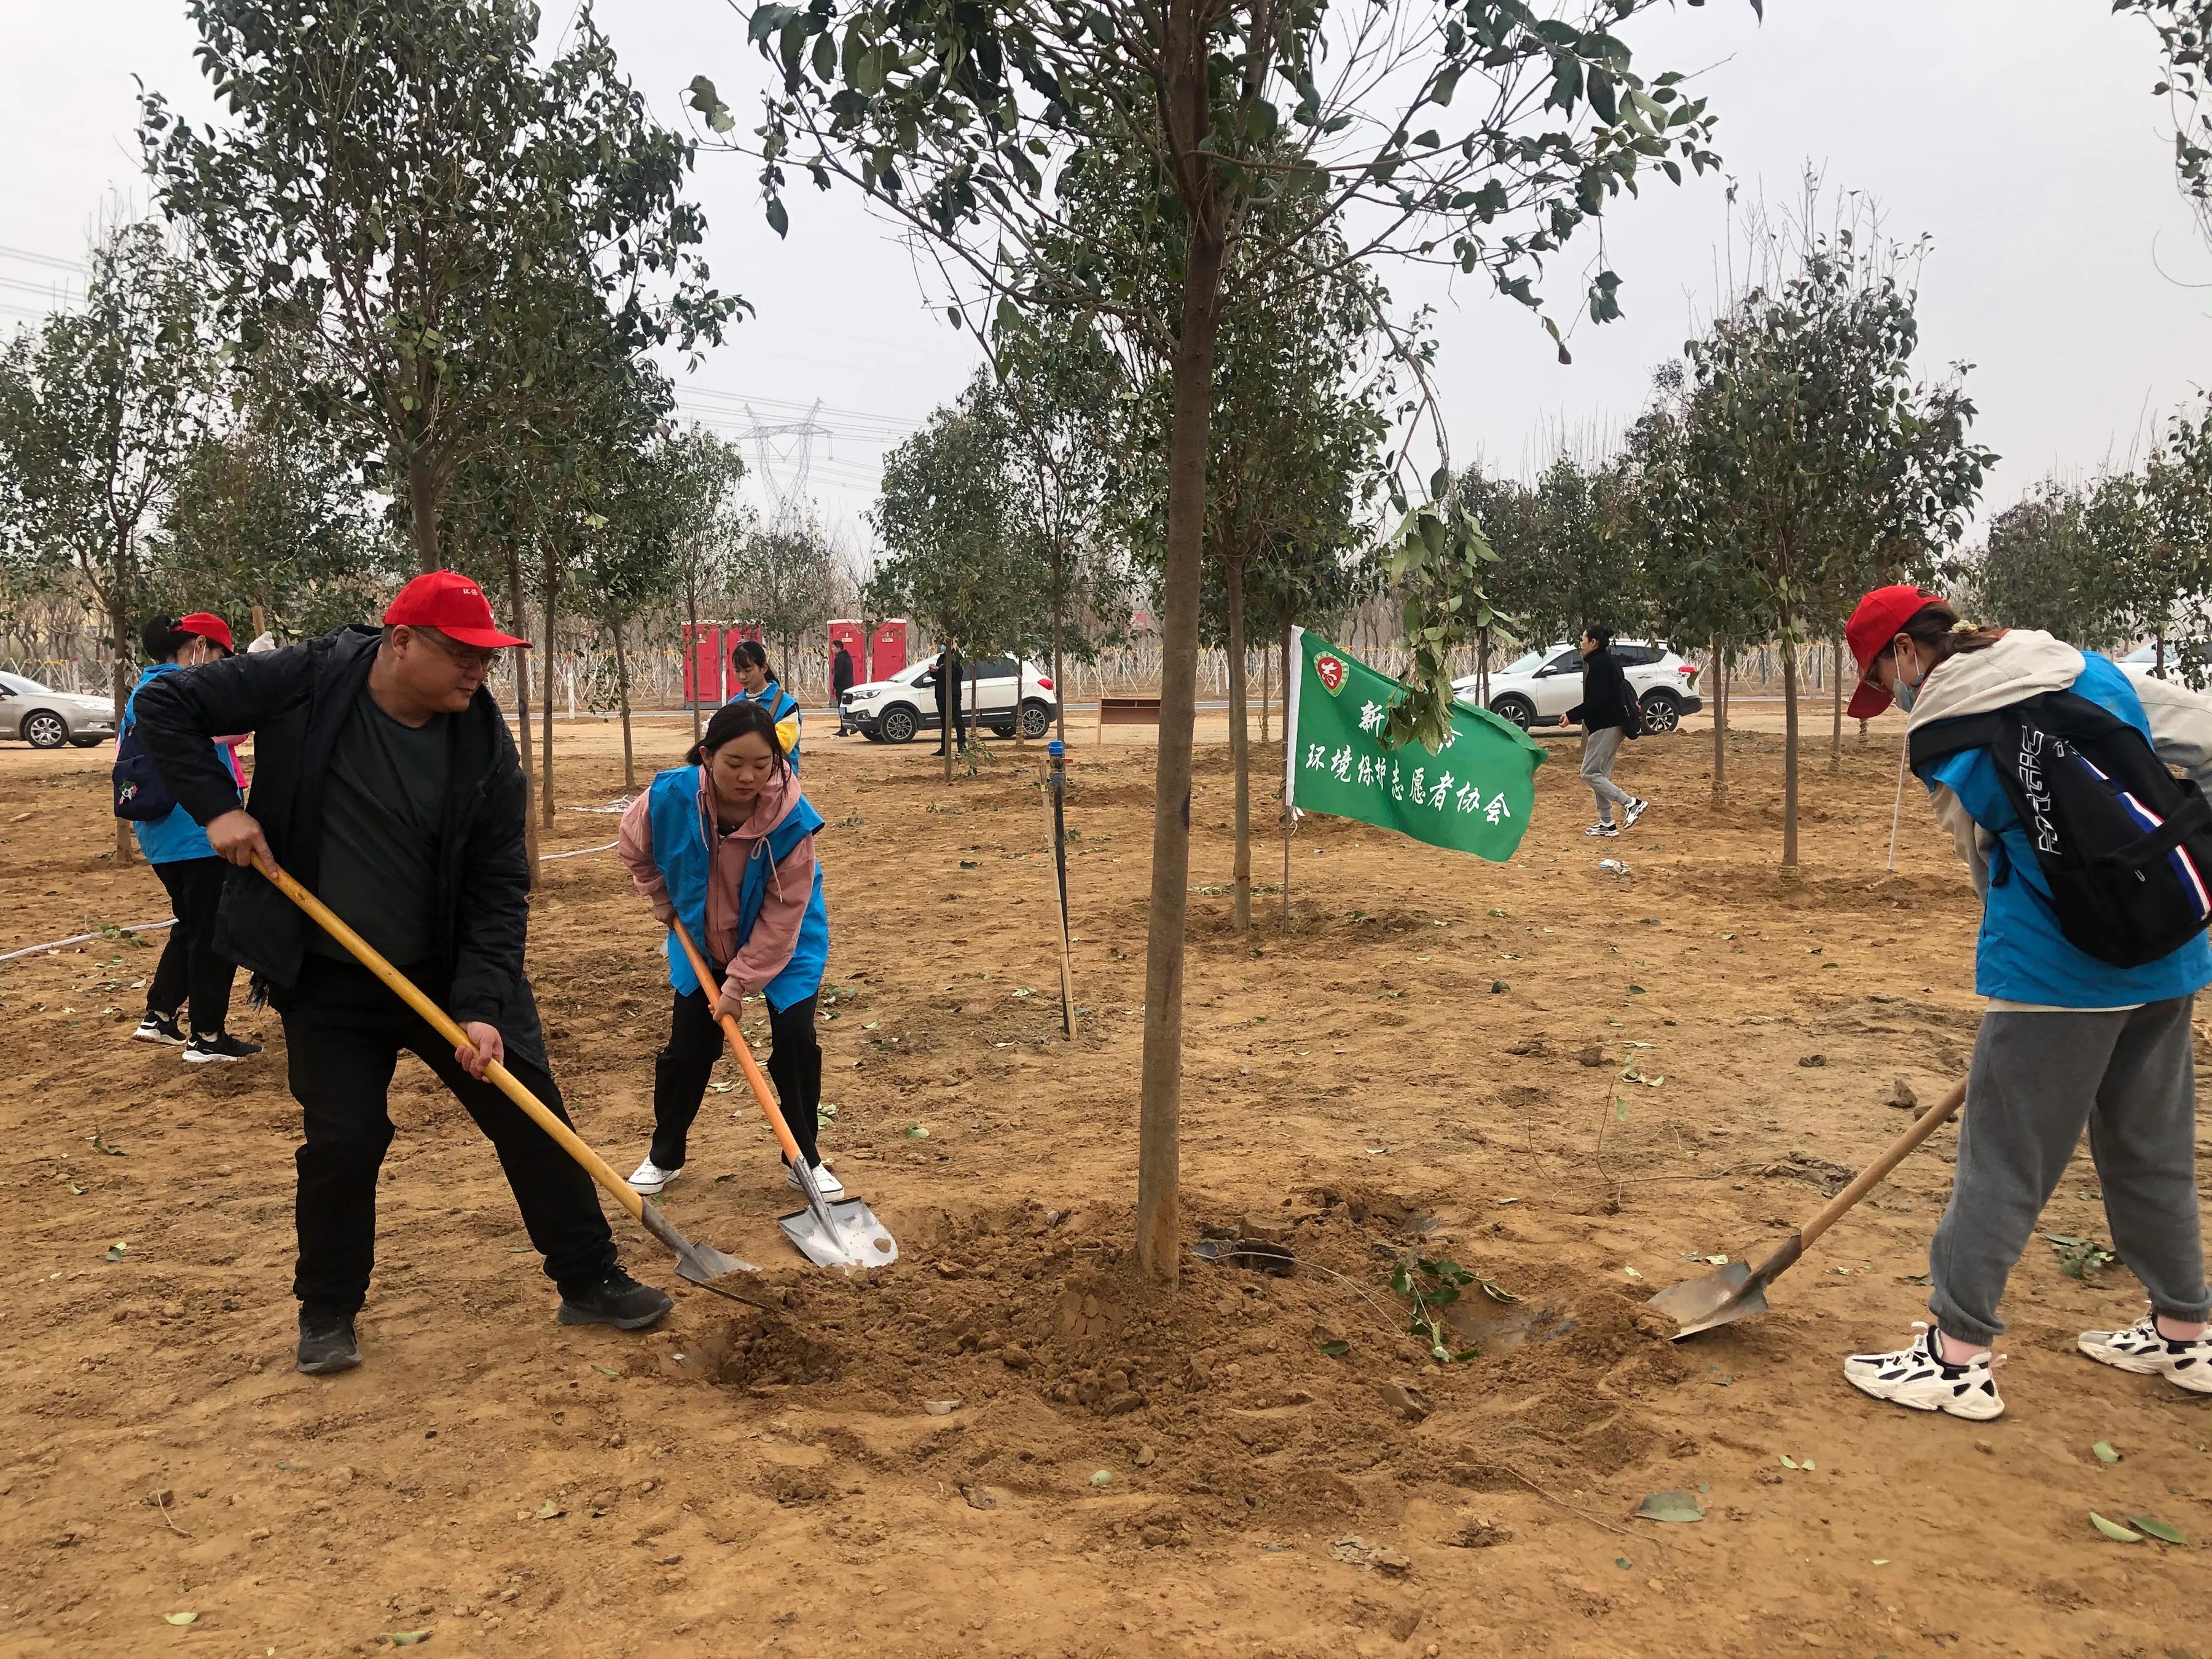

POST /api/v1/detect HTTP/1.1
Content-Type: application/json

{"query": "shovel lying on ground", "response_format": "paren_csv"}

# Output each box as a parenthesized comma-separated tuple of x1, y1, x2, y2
(253, 854, 756, 1291)
(667, 919, 897, 1271)
(1649, 1078, 1967, 1339)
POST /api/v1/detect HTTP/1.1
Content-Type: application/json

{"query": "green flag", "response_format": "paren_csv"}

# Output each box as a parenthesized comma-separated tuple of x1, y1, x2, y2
(1284, 627, 1546, 861)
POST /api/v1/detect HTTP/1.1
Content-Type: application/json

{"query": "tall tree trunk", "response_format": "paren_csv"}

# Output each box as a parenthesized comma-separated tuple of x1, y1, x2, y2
(1260, 639, 1269, 746)
(613, 618, 636, 791)
(1052, 554, 1069, 744)
(109, 583, 132, 865)
(504, 548, 538, 869)
(1228, 557, 1250, 934)
(1829, 640, 1843, 772)
(2158, 627, 2168, 680)
(683, 572, 703, 749)
(1281, 616, 1293, 933)
(1135, 203, 1227, 1288)
(1711, 642, 1728, 809)
(1781, 629, 1800, 876)
(407, 456, 440, 575)
(539, 541, 558, 829)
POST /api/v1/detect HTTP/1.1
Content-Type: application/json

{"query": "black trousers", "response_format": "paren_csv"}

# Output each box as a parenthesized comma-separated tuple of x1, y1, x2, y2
(147, 855, 235, 1037)
(651, 987, 821, 1170)
(278, 954, 617, 1316)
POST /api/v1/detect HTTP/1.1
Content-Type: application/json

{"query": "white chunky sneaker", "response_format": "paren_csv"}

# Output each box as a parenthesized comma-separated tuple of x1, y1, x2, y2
(626, 1157, 681, 1197)
(2079, 1311, 2212, 1394)
(1585, 821, 1619, 838)
(1624, 797, 1650, 828)
(1843, 1323, 2005, 1420)
(786, 1160, 845, 1200)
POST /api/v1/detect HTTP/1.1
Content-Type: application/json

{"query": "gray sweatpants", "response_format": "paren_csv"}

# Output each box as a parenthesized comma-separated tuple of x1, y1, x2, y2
(1580, 726, 1634, 823)
(1929, 998, 2210, 1345)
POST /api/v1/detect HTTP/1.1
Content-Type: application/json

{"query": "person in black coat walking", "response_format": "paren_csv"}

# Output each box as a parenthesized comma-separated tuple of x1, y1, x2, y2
(1566, 625, 1650, 838)
(132, 571, 672, 1377)
(831, 640, 857, 734)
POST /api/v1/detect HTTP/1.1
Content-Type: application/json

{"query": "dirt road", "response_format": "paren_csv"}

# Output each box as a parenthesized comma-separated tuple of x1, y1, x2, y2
(1, 712, 2204, 1657)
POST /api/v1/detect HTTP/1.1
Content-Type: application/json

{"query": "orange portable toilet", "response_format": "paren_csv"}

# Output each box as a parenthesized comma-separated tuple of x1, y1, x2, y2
(869, 619, 909, 682)
(828, 619, 865, 703)
(682, 621, 728, 708)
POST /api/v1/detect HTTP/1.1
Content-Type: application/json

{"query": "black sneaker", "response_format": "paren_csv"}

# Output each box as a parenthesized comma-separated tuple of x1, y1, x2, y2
(297, 1309, 361, 1375)
(132, 1010, 186, 1046)
(183, 1032, 262, 1064)
(557, 1269, 673, 1330)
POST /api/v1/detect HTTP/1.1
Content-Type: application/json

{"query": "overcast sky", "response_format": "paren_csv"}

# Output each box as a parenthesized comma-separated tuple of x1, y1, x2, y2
(7, 1, 2209, 552)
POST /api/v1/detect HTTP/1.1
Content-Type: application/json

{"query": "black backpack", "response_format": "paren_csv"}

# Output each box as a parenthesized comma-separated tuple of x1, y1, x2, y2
(111, 712, 177, 823)
(1909, 690, 2212, 968)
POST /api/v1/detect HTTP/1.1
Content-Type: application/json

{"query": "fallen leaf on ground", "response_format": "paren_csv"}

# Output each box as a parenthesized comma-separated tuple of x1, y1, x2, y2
(1633, 1490, 1704, 1523)
(2128, 1515, 2186, 1545)
(2090, 1512, 2142, 1543)
(2092, 1441, 2120, 1464)
(162, 1612, 197, 1626)
(534, 1500, 563, 1520)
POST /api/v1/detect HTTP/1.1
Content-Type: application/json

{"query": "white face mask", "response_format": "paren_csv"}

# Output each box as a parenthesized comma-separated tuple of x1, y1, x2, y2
(1891, 643, 1924, 712)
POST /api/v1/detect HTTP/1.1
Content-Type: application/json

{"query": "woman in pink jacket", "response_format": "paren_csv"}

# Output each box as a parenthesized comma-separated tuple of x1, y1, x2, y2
(615, 700, 833, 1198)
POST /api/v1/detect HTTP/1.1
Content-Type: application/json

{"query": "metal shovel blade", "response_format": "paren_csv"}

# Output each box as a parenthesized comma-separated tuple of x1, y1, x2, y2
(1646, 1258, 1768, 1341)
(640, 1200, 758, 1285)
(779, 1197, 900, 1269)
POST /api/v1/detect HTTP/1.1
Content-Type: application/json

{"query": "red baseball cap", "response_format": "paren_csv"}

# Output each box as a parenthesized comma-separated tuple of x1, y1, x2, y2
(175, 612, 235, 655)
(383, 571, 529, 649)
(1844, 584, 1948, 721)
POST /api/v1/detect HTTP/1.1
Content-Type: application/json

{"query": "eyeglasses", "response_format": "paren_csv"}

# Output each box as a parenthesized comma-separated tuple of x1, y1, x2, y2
(414, 630, 501, 672)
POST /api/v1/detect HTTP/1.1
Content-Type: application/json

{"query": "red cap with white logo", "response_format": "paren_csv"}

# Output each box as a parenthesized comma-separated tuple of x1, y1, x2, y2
(382, 571, 530, 649)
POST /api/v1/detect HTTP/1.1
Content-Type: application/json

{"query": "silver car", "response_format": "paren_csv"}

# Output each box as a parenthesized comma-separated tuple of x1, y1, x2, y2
(0, 672, 118, 749)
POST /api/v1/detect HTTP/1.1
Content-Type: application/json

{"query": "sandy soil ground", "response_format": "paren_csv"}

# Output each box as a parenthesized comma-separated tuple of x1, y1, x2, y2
(2, 705, 2209, 1659)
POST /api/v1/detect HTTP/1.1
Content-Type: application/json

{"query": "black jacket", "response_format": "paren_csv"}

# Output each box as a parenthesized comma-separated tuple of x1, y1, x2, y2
(1568, 646, 1642, 738)
(131, 626, 546, 1059)
(831, 648, 855, 694)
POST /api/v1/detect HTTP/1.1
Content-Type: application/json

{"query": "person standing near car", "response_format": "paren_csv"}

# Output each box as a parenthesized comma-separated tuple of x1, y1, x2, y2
(133, 571, 670, 1376)
(1566, 625, 1648, 837)
(124, 613, 261, 1063)
(615, 698, 834, 1201)
(728, 639, 802, 767)
(930, 643, 965, 755)
(831, 640, 857, 735)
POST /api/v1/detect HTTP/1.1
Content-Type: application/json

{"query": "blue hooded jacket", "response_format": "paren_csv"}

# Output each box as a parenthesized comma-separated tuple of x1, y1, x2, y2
(645, 764, 827, 1010)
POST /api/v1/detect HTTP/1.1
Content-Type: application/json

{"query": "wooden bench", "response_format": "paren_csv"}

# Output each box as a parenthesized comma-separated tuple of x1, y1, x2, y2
(1096, 695, 1164, 743)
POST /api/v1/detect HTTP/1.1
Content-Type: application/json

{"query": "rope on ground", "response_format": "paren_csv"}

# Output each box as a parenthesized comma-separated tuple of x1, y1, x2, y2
(6, 837, 614, 960)
(539, 839, 618, 863)
(0, 918, 176, 963)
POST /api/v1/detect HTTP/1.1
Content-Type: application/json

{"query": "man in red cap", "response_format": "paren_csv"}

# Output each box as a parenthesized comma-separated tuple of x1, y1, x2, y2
(133, 571, 671, 1375)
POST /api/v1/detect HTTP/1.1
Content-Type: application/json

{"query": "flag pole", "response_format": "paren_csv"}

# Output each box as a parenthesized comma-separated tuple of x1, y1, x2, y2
(1281, 626, 1303, 931)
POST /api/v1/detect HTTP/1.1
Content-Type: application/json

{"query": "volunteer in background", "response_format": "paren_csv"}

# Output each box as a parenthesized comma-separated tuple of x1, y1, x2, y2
(1840, 585, 2212, 1421)
(618, 698, 833, 1200)
(1567, 625, 1649, 837)
(831, 639, 857, 735)
(125, 613, 261, 1062)
(728, 639, 802, 766)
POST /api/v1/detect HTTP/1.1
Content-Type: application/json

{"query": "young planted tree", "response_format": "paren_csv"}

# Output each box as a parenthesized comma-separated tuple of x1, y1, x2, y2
(700, 0, 1738, 1281)
(739, 520, 839, 695)
(661, 429, 751, 747)
(871, 374, 1051, 782)
(2127, 402, 2212, 682)
(1671, 230, 1990, 871)
(142, 0, 734, 572)
(1964, 480, 2127, 649)
(0, 219, 214, 861)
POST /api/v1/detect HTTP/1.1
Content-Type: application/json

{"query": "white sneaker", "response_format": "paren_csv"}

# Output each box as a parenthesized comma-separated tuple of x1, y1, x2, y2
(2079, 1309, 2212, 1394)
(627, 1158, 681, 1197)
(1625, 798, 1650, 828)
(132, 1011, 186, 1046)
(1843, 1323, 2005, 1419)
(1585, 822, 1619, 838)
(786, 1160, 845, 1200)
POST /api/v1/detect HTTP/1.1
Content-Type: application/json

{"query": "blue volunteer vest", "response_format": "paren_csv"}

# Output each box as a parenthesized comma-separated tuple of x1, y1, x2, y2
(646, 764, 828, 1011)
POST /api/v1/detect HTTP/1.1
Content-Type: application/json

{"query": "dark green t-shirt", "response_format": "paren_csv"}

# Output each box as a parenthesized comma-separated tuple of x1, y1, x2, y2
(307, 695, 452, 967)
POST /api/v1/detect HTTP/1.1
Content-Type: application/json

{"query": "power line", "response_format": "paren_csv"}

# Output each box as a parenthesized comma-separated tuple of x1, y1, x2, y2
(0, 245, 87, 276)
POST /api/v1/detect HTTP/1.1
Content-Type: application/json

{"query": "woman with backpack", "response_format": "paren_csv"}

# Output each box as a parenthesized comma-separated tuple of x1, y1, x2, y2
(615, 699, 834, 1199)
(122, 614, 261, 1063)
(1840, 585, 2212, 1421)
(728, 639, 802, 767)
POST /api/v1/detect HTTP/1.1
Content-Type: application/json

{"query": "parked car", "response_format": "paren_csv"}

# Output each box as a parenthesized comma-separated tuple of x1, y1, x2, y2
(2117, 642, 2210, 684)
(841, 655, 1059, 743)
(1452, 640, 1704, 734)
(0, 672, 117, 749)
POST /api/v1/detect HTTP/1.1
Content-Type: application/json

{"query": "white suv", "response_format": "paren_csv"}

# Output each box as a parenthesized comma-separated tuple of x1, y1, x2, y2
(1452, 641, 1704, 734)
(842, 655, 1059, 743)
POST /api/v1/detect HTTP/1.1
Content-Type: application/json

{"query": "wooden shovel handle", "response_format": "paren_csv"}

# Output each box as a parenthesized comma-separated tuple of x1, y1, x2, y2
(253, 853, 645, 1222)
(667, 919, 807, 1169)
(1797, 1079, 1968, 1253)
